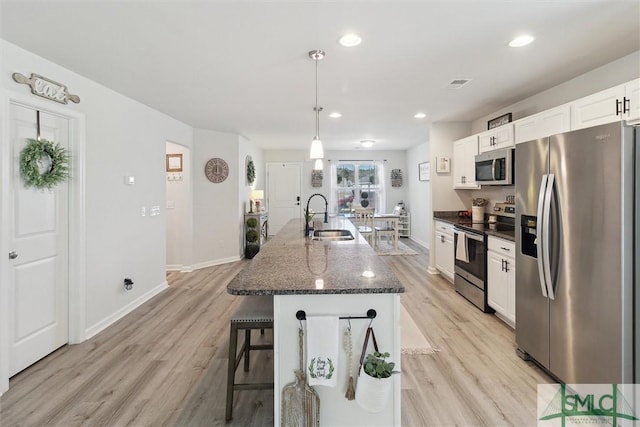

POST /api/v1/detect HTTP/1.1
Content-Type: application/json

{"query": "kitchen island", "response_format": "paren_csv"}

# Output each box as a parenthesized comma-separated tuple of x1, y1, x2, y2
(228, 216, 404, 426)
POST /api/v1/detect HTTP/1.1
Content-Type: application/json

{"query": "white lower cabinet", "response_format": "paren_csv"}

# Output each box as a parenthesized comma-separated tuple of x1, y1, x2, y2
(434, 220, 454, 282)
(487, 236, 515, 326)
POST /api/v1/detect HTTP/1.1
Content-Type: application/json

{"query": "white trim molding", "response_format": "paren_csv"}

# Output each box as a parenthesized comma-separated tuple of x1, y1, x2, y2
(84, 281, 169, 340)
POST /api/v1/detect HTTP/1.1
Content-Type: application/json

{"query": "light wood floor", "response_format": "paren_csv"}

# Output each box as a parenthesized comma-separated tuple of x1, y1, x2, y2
(0, 240, 551, 426)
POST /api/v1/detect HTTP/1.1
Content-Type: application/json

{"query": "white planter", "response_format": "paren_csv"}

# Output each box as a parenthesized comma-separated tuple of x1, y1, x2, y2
(355, 371, 393, 413)
(472, 206, 485, 223)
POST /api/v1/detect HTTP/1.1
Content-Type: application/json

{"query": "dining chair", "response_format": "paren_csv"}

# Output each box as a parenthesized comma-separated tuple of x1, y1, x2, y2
(375, 206, 402, 248)
(352, 207, 375, 246)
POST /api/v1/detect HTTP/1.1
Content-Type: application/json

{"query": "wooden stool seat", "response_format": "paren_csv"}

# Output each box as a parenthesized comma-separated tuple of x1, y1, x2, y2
(225, 296, 274, 421)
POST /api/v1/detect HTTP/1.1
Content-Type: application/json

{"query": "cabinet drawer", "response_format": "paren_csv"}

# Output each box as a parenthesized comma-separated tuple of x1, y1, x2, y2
(434, 220, 454, 237)
(487, 236, 515, 257)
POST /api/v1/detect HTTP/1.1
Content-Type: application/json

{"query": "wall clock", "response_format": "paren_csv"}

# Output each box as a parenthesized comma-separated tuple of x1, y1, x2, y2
(204, 157, 229, 183)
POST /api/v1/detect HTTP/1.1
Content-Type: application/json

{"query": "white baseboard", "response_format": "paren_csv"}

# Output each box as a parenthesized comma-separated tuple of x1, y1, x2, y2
(189, 256, 242, 271)
(409, 237, 429, 252)
(84, 281, 169, 340)
(166, 264, 182, 272)
(427, 266, 440, 275)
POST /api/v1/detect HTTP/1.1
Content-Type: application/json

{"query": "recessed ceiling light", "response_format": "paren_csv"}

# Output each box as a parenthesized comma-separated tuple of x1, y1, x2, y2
(339, 33, 362, 47)
(329, 112, 342, 118)
(509, 35, 535, 47)
(360, 140, 375, 148)
(414, 112, 427, 119)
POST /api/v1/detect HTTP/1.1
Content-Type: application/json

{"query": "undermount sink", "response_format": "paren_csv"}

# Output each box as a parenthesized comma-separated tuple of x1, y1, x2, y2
(311, 229, 355, 241)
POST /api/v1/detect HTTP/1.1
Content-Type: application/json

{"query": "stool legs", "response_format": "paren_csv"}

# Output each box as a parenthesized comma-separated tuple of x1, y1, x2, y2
(226, 322, 274, 421)
(226, 322, 239, 421)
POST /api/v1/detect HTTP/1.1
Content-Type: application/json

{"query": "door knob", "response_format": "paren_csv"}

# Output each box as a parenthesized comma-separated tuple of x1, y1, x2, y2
(9, 251, 18, 260)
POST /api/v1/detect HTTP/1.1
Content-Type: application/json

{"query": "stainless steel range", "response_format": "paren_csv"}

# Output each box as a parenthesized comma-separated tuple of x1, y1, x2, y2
(453, 203, 515, 312)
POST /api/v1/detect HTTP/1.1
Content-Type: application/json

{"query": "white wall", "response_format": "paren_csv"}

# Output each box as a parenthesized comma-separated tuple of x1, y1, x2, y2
(405, 142, 430, 249)
(191, 129, 242, 267)
(1, 40, 194, 341)
(166, 141, 191, 270)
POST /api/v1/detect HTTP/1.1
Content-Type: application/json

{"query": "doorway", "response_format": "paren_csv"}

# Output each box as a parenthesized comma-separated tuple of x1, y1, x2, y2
(165, 141, 192, 272)
(1, 94, 86, 393)
(266, 162, 302, 235)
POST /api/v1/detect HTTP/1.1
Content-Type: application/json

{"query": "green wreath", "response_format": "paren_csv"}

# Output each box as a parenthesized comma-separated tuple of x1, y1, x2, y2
(246, 159, 256, 184)
(20, 138, 69, 190)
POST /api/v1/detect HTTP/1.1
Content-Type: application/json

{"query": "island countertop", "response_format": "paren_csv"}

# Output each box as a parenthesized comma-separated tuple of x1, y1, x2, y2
(227, 216, 405, 295)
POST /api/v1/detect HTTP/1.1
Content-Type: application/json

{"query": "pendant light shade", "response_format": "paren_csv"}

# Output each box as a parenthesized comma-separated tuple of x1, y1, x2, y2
(314, 158, 323, 171)
(309, 49, 325, 160)
(310, 136, 324, 159)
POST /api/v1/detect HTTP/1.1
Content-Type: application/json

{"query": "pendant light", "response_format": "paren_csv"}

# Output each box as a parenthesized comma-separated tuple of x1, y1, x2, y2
(314, 159, 323, 171)
(309, 49, 325, 159)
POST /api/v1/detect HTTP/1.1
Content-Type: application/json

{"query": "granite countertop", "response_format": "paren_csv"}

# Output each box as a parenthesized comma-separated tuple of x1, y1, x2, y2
(227, 217, 405, 295)
(433, 211, 515, 242)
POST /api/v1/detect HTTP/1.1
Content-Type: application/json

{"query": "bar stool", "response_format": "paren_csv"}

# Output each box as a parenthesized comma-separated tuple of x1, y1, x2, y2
(225, 295, 274, 421)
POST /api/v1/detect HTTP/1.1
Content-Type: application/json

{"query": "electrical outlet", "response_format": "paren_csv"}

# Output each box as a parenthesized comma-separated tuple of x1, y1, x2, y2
(141, 207, 146, 217)
(150, 206, 160, 216)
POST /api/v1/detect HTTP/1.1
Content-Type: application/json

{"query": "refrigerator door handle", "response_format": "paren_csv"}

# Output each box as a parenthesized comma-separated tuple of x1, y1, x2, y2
(543, 173, 556, 300)
(536, 174, 549, 298)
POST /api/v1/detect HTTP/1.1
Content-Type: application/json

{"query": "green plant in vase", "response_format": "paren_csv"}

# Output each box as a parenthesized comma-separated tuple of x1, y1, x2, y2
(363, 351, 397, 379)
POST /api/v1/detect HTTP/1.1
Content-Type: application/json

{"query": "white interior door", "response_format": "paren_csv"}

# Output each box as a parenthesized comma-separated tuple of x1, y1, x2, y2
(9, 104, 69, 376)
(267, 163, 301, 235)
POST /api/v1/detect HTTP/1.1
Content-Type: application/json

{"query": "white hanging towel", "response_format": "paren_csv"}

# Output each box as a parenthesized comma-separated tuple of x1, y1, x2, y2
(455, 231, 469, 263)
(306, 316, 339, 387)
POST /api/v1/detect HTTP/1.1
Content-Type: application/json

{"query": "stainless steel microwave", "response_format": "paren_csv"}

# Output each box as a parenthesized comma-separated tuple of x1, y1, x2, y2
(474, 148, 514, 185)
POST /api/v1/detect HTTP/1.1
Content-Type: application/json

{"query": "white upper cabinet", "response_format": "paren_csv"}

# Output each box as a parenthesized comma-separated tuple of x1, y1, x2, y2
(571, 79, 639, 130)
(478, 124, 514, 153)
(452, 135, 480, 189)
(625, 79, 640, 122)
(514, 104, 571, 144)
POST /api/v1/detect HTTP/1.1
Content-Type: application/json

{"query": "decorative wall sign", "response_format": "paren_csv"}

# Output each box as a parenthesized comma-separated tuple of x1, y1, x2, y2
(311, 169, 323, 187)
(436, 157, 450, 174)
(487, 112, 512, 130)
(204, 157, 229, 183)
(391, 169, 402, 187)
(166, 153, 183, 172)
(12, 73, 80, 104)
(418, 162, 430, 181)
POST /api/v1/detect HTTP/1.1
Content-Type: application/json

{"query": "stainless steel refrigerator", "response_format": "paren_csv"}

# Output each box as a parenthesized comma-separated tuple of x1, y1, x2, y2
(515, 121, 637, 384)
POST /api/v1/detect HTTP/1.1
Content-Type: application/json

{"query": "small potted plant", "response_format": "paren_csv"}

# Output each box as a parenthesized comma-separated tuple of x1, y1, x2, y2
(355, 350, 398, 413)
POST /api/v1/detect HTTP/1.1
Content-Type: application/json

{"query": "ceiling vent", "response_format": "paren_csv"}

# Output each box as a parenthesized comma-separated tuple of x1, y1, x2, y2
(447, 78, 472, 88)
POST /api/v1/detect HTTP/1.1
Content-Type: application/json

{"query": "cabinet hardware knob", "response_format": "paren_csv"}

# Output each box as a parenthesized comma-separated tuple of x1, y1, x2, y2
(9, 251, 18, 260)
(500, 246, 510, 251)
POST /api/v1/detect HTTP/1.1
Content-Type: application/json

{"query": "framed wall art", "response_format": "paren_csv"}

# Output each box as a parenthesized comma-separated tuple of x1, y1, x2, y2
(166, 153, 183, 172)
(418, 162, 430, 181)
(436, 156, 450, 174)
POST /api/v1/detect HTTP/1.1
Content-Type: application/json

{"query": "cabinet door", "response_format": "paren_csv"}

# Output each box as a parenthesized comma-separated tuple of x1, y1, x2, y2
(453, 135, 479, 189)
(624, 79, 640, 122)
(571, 85, 625, 130)
(478, 131, 494, 153)
(514, 116, 538, 144)
(504, 256, 516, 324)
(492, 125, 514, 150)
(487, 251, 507, 315)
(516, 106, 571, 144)
(479, 125, 514, 153)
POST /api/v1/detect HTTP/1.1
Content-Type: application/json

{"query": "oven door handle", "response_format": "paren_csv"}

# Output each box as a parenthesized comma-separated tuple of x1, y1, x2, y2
(454, 229, 483, 242)
(491, 159, 497, 181)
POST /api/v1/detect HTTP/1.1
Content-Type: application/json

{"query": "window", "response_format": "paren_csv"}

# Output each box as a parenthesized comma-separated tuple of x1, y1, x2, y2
(331, 161, 386, 215)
